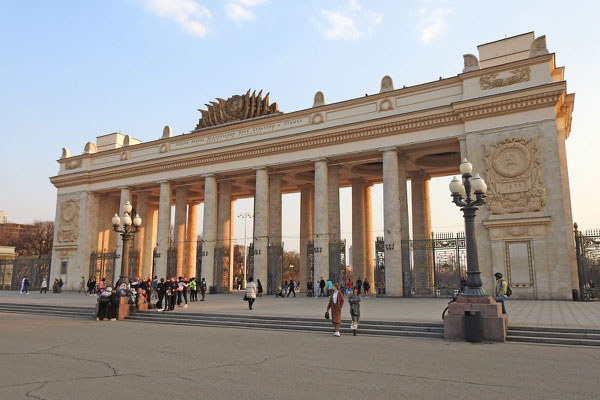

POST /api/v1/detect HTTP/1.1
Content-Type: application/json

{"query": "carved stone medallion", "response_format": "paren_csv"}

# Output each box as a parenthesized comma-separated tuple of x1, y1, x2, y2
(484, 137, 546, 214)
(57, 199, 80, 243)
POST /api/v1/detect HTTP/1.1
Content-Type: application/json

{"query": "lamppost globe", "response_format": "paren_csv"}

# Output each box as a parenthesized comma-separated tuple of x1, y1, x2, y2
(133, 214, 142, 227)
(123, 213, 132, 226)
(471, 173, 487, 193)
(123, 201, 133, 214)
(459, 158, 473, 174)
(112, 214, 121, 226)
(449, 176, 462, 194)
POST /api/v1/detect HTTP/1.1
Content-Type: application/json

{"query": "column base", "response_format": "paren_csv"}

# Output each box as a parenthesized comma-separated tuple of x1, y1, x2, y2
(443, 296, 507, 342)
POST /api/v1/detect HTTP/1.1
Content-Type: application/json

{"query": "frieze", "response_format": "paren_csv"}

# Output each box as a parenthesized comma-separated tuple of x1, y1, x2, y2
(480, 67, 531, 90)
(65, 159, 82, 170)
(57, 199, 80, 243)
(484, 136, 546, 214)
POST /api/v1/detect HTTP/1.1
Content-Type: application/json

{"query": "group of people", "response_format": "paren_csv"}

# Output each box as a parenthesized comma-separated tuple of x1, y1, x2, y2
(325, 283, 361, 337)
(19, 276, 62, 294)
(155, 276, 207, 311)
(307, 277, 370, 299)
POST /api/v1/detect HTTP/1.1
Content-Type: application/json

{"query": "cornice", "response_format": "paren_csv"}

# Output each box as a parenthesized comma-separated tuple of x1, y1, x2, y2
(459, 53, 555, 79)
(50, 85, 566, 189)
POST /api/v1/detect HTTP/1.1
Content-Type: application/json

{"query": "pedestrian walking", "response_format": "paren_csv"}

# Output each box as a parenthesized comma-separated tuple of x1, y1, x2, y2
(363, 279, 370, 297)
(79, 276, 86, 293)
(326, 283, 344, 337)
(200, 278, 207, 301)
(245, 276, 257, 310)
(356, 277, 362, 295)
(326, 278, 333, 296)
(40, 278, 48, 294)
(287, 278, 296, 297)
(156, 278, 166, 311)
(20, 275, 30, 294)
(189, 277, 197, 301)
(494, 272, 509, 315)
(257, 279, 263, 297)
(58, 279, 63, 292)
(348, 287, 361, 336)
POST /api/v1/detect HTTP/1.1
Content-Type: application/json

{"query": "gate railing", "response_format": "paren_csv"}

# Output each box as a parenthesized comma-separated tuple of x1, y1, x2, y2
(1, 256, 51, 291)
(402, 232, 466, 298)
(306, 241, 314, 286)
(375, 237, 385, 296)
(214, 246, 231, 293)
(328, 240, 346, 286)
(574, 224, 600, 301)
(89, 251, 117, 286)
(267, 243, 283, 295)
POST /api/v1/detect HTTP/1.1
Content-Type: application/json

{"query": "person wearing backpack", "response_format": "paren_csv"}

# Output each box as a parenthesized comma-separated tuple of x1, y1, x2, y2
(494, 272, 510, 315)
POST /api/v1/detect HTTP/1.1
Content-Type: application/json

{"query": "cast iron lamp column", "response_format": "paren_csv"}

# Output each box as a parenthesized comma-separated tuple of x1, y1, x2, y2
(449, 159, 488, 296)
(112, 201, 142, 285)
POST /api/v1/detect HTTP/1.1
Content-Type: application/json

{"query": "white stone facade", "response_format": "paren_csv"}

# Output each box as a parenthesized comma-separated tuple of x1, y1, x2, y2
(50, 33, 576, 299)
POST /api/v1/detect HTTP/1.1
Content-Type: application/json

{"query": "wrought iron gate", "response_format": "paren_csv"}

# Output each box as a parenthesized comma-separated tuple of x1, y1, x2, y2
(375, 237, 385, 296)
(195, 243, 203, 280)
(267, 244, 283, 294)
(246, 243, 254, 279)
(214, 247, 231, 293)
(166, 249, 177, 278)
(306, 241, 314, 286)
(574, 225, 600, 301)
(328, 241, 346, 285)
(402, 232, 466, 297)
(89, 251, 117, 285)
(1, 256, 51, 290)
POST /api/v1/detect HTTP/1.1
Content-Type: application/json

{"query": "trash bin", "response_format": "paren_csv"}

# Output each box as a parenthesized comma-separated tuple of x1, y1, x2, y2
(572, 289, 579, 301)
(209, 285, 217, 294)
(464, 310, 483, 342)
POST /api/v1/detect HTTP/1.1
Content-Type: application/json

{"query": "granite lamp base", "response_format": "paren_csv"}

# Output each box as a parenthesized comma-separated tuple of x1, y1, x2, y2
(443, 296, 507, 342)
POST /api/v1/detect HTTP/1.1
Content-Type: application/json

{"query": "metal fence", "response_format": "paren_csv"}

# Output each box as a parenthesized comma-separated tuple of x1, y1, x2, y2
(329, 241, 346, 286)
(0, 256, 51, 290)
(267, 244, 283, 295)
(89, 251, 117, 285)
(402, 232, 466, 298)
(574, 225, 600, 301)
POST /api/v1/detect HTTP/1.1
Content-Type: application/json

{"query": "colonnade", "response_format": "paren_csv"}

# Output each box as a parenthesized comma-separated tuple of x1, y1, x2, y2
(101, 148, 432, 296)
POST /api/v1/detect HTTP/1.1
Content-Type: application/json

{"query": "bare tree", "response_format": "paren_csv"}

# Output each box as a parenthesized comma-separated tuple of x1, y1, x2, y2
(283, 250, 300, 280)
(14, 221, 54, 256)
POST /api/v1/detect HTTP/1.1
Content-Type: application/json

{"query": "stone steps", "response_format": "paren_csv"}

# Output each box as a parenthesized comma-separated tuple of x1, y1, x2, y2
(2, 303, 599, 346)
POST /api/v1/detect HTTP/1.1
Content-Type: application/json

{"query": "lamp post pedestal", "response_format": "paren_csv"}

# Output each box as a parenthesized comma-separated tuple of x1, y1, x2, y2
(443, 296, 507, 342)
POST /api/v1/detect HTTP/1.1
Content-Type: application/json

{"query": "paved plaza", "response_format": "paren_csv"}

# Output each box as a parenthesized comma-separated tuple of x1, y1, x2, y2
(0, 310, 598, 400)
(1, 290, 600, 328)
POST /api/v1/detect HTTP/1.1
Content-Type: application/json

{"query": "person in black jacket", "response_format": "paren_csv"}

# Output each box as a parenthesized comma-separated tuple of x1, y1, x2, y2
(156, 278, 166, 311)
(109, 287, 120, 321)
(319, 278, 326, 297)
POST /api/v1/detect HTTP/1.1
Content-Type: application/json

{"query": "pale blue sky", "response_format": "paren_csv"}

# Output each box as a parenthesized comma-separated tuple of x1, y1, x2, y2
(1, 0, 599, 252)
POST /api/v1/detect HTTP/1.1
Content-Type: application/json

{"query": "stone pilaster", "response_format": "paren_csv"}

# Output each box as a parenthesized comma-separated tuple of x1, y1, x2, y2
(313, 159, 329, 283)
(351, 178, 366, 284)
(253, 168, 269, 288)
(156, 181, 172, 279)
(328, 166, 341, 243)
(202, 175, 217, 289)
(269, 173, 283, 293)
(411, 171, 433, 293)
(185, 202, 199, 279)
(381, 148, 403, 296)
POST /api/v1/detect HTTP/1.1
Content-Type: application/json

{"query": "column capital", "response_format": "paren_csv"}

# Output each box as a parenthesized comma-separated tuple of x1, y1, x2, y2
(118, 185, 134, 191)
(379, 146, 398, 153)
(201, 173, 215, 179)
(311, 157, 329, 164)
(157, 180, 173, 185)
(252, 166, 269, 171)
(349, 177, 365, 185)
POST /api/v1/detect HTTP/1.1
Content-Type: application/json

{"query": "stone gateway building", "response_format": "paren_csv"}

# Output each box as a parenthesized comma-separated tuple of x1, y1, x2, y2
(50, 33, 576, 299)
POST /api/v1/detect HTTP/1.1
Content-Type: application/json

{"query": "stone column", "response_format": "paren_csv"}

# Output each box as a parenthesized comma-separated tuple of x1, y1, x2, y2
(217, 181, 232, 292)
(364, 184, 374, 287)
(115, 187, 132, 263)
(411, 171, 433, 292)
(75, 191, 100, 289)
(382, 148, 403, 296)
(269, 173, 283, 293)
(299, 184, 314, 286)
(313, 159, 329, 283)
(253, 168, 269, 288)
(97, 194, 118, 252)
(328, 166, 342, 283)
(142, 203, 157, 279)
(134, 191, 149, 278)
(156, 181, 172, 279)
(398, 153, 411, 296)
(351, 178, 366, 284)
(185, 202, 198, 279)
(202, 175, 218, 289)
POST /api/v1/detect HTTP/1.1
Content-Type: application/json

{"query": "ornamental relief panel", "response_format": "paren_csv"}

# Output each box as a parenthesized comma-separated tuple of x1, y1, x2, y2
(484, 136, 546, 214)
(479, 67, 530, 90)
(57, 199, 80, 243)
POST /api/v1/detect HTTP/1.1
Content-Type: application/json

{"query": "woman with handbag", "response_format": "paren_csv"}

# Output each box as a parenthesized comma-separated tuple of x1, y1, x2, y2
(326, 283, 344, 337)
(245, 276, 257, 310)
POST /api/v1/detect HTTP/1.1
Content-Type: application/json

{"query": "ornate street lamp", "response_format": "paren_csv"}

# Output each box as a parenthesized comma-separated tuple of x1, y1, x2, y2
(112, 201, 142, 285)
(449, 159, 488, 296)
